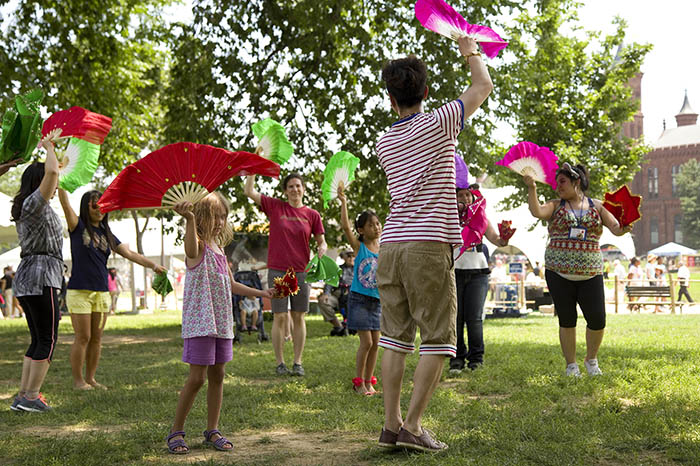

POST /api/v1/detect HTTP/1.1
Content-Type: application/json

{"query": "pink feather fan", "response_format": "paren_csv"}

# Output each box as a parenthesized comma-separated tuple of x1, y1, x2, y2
(496, 141, 559, 190)
(415, 0, 508, 58)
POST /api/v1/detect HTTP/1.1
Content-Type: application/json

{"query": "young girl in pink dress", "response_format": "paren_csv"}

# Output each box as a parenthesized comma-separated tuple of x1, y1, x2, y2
(166, 193, 273, 455)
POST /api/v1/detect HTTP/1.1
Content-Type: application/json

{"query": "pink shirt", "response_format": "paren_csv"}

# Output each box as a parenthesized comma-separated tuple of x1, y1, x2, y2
(260, 195, 324, 272)
(377, 100, 464, 244)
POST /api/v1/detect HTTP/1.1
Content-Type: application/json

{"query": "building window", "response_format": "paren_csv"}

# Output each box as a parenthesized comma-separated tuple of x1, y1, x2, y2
(647, 167, 658, 198)
(674, 214, 683, 244)
(672, 165, 680, 197)
(650, 217, 659, 245)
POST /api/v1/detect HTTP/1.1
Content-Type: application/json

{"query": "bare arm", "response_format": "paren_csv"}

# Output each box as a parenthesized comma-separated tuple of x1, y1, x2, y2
(114, 243, 167, 274)
(244, 175, 262, 206)
(315, 233, 327, 258)
(0, 158, 21, 177)
(594, 199, 632, 236)
(173, 201, 202, 262)
(484, 219, 507, 247)
(38, 137, 60, 202)
(524, 175, 555, 220)
(337, 185, 360, 253)
(457, 37, 494, 120)
(58, 188, 79, 232)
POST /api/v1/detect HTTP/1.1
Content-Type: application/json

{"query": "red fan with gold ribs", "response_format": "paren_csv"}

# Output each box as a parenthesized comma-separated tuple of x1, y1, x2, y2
(272, 267, 299, 299)
(498, 220, 516, 241)
(42, 106, 112, 145)
(98, 142, 280, 213)
(603, 185, 642, 227)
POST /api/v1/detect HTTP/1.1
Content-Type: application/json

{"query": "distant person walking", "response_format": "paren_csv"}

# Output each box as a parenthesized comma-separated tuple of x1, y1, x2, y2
(677, 260, 694, 303)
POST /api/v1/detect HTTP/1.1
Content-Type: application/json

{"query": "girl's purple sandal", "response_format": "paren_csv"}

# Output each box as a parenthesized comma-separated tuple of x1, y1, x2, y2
(203, 429, 234, 451)
(166, 431, 189, 455)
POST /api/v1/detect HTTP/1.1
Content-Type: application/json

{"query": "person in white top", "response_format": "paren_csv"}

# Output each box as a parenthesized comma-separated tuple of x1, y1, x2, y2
(677, 259, 694, 303)
(613, 259, 626, 281)
(645, 254, 657, 286)
(375, 36, 493, 452)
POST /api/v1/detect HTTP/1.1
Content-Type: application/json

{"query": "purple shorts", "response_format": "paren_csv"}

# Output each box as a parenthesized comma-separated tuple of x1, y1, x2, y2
(182, 337, 233, 365)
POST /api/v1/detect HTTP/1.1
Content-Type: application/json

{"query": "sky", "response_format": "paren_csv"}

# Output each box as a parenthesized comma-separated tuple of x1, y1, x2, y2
(577, 0, 700, 143)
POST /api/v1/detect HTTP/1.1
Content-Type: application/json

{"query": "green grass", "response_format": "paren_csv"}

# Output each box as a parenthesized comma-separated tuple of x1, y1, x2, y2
(2, 312, 700, 465)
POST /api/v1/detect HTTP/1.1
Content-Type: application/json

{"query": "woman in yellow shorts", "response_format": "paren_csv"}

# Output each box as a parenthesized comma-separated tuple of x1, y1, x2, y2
(58, 189, 166, 390)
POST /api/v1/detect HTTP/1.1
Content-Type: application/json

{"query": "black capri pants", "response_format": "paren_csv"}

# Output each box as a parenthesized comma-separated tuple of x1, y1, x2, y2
(545, 270, 606, 330)
(17, 287, 60, 362)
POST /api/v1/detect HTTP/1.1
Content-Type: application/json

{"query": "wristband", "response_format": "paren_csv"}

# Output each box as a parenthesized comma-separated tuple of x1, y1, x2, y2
(463, 50, 481, 60)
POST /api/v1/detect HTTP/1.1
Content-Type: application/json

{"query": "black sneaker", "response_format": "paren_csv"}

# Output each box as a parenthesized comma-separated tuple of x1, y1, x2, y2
(10, 395, 21, 412)
(330, 326, 342, 336)
(448, 359, 464, 375)
(467, 362, 483, 371)
(17, 394, 52, 413)
(276, 363, 290, 375)
(291, 363, 305, 376)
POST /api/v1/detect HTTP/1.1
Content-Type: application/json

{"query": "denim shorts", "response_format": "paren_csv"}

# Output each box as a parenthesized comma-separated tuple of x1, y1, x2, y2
(347, 291, 381, 331)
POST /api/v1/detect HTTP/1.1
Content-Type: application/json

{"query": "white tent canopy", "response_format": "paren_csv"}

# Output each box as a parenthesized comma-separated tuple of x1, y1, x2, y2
(647, 241, 696, 257)
(480, 187, 636, 264)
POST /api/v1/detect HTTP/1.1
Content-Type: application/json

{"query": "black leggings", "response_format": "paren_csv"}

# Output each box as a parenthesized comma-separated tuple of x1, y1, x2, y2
(545, 270, 606, 330)
(17, 287, 60, 362)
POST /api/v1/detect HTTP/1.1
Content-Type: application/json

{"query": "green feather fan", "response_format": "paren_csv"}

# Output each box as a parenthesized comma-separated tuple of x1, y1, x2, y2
(58, 137, 101, 193)
(251, 118, 293, 165)
(321, 151, 360, 208)
(0, 89, 44, 163)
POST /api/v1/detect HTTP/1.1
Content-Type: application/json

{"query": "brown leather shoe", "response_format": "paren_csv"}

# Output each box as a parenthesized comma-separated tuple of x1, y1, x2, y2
(396, 427, 448, 452)
(378, 428, 399, 448)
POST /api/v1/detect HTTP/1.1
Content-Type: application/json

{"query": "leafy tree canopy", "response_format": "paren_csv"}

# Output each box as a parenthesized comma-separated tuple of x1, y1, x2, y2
(677, 158, 700, 249)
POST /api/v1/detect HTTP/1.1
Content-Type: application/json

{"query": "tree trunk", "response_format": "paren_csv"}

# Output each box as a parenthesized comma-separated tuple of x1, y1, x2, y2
(131, 211, 150, 309)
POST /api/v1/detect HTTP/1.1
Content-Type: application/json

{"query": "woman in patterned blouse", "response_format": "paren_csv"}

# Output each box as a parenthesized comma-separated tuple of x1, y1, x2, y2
(9, 135, 63, 413)
(524, 163, 631, 378)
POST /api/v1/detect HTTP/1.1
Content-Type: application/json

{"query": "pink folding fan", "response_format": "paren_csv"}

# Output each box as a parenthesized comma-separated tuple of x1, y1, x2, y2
(496, 141, 559, 190)
(415, 0, 509, 58)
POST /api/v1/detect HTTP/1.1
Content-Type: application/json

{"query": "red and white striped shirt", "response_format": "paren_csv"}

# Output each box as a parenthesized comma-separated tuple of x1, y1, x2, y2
(377, 100, 464, 244)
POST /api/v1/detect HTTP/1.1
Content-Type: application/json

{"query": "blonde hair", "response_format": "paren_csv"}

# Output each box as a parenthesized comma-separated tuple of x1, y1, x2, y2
(192, 192, 233, 247)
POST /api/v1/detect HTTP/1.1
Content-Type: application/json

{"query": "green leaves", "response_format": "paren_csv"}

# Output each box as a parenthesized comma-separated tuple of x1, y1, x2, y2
(677, 159, 700, 249)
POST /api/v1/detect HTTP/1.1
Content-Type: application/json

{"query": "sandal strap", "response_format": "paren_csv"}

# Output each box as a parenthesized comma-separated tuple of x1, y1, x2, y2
(167, 431, 186, 441)
(214, 436, 233, 448)
(365, 376, 378, 385)
(352, 377, 364, 387)
(203, 429, 222, 441)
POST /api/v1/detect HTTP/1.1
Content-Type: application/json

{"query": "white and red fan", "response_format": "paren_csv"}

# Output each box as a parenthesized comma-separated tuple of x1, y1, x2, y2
(98, 142, 280, 213)
(496, 141, 559, 190)
(41, 106, 112, 192)
(415, 0, 508, 58)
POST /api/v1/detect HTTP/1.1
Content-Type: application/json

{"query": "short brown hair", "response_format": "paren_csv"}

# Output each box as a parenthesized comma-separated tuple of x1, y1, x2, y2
(381, 55, 428, 108)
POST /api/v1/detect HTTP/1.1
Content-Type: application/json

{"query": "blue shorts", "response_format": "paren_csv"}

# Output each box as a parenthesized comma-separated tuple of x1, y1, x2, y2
(347, 291, 381, 331)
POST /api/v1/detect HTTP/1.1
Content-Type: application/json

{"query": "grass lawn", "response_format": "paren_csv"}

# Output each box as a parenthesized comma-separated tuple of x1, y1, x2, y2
(1, 312, 700, 465)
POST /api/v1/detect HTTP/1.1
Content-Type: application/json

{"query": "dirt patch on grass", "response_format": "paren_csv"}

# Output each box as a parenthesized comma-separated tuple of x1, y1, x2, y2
(16, 424, 129, 437)
(152, 428, 373, 465)
(57, 335, 173, 346)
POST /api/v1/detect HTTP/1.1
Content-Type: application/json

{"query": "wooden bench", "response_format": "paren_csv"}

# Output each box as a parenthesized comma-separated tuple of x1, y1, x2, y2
(625, 286, 684, 313)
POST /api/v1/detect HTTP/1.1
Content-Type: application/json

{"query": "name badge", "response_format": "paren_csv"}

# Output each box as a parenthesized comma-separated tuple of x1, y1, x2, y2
(569, 227, 587, 240)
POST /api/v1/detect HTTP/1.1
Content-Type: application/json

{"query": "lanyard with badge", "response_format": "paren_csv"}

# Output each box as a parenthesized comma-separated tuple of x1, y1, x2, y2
(567, 198, 587, 241)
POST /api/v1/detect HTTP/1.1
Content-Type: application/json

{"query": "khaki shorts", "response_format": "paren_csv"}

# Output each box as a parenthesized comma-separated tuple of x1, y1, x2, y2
(377, 242, 457, 357)
(67, 290, 111, 314)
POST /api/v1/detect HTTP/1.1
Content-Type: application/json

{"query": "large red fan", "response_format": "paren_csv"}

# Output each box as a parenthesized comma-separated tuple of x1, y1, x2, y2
(98, 142, 280, 213)
(41, 106, 112, 144)
(603, 185, 642, 227)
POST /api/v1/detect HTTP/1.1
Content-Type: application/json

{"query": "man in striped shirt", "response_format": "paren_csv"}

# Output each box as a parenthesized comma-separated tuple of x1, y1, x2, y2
(375, 36, 493, 452)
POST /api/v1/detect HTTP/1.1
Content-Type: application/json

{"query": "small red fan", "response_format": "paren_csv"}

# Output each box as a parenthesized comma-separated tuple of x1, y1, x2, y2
(603, 185, 642, 227)
(98, 142, 280, 213)
(41, 106, 112, 145)
(272, 267, 299, 298)
(498, 220, 516, 241)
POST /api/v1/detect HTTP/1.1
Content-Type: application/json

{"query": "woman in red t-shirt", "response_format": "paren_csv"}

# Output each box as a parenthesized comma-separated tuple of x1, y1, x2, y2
(244, 173, 327, 377)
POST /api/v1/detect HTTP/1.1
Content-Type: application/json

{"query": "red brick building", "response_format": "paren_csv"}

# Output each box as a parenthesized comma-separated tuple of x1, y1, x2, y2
(630, 91, 700, 254)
